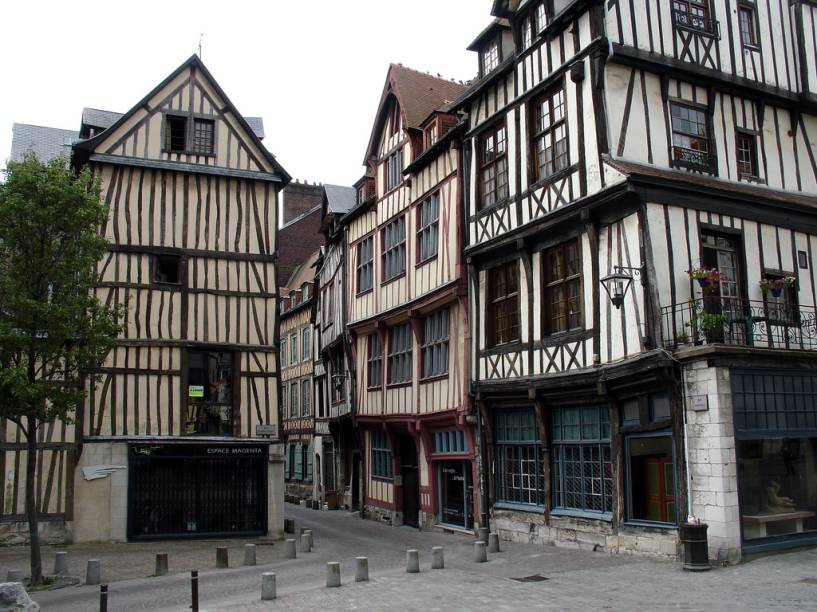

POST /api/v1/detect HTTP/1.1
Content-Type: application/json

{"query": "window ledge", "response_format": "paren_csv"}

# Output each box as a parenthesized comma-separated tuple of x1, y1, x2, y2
(356, 287, 374, 298)
(622, 520, 678, 530)
(550, 509, 613, 522)
(493, 501, 544, 514)
(420, 373, 449, 384)
(416, 254, 438, 268)
(381, 272, 406, 287)
(529, 163, 578, 192)
(474, 197, 511, 219)
(386, 381, 412, 389)
(371, 476, 393, 483)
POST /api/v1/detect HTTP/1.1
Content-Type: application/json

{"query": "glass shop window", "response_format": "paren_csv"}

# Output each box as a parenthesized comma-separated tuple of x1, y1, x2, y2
(185, 350, 233, 435)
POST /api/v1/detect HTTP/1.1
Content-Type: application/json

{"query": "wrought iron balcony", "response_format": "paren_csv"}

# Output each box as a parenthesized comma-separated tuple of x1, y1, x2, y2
(672, 8, 719, 37)
(661, 298, 817, 351)
(672, 146, 717, 174)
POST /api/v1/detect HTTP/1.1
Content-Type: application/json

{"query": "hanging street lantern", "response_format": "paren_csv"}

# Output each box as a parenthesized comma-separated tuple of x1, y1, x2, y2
(600, 266, 642, 309)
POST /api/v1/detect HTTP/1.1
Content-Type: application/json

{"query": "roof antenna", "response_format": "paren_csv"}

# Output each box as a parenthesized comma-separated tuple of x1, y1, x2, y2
(198, 33, 204, 60)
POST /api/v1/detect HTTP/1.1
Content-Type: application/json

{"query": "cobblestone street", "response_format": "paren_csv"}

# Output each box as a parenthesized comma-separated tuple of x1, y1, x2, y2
(0, 503, 812, 610)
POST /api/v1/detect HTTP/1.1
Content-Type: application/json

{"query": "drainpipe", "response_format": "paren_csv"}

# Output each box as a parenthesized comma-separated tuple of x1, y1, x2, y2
(678, 361, 694, 521)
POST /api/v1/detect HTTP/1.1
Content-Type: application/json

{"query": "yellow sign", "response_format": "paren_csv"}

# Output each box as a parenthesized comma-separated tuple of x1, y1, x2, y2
(188, 385, 205, 398)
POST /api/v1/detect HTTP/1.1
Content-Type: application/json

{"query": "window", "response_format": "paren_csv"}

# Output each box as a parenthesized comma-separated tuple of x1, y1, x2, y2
(192, 119, 214, 154)
(481, 38, 500, 75)
(425, 122, 438, 149)
(302, 443, 313, 482)
(620, 392, 673, 427)
(422, 309, 449, 379)
(301, 380, 311, 416)
(552, 406, 613, 515)
(488, 261, 520, 347)
(286, 443, 296, 479)
(479, 123, 508, 209)
(522, 16, 533, 49)
(536, 3, 547, 32)
(739, 3, 757, 46)
(293, 442, 303, 480)
(382, 216, 406, 281)
(670, 102, 713, 173)
(302, 328, 311, 361)
(433, 430, 468, 454)
(165, 115, 187, 152)
(389, 103, 401, 137)
(185, 350, 233, 435)
(289, 383, 298, 418)
(672, 0, 714, 34)
(357, 237, 374, 293)
(388, 323, 413, 384)
(281, 338, 288, 368)
(371, 430, 392, 478)
(762, 271, 798, 326)
(154, 254, 181, 285)
(495, 410, 545, 506)
(290, 334, 298, 364)
(543, 239, 582, 334)
(737, 131, 759, 178)
(367, 333, 382, 388)
(532, 86, 569, 182)
(385, 148, 403, 192)
(330, 352, 345, 404)
(417, 193, 439, 263)
(627, 435, 676, 524)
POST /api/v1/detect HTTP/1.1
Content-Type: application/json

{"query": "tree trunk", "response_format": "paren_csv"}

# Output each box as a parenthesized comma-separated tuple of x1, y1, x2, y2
(25, 415, 43, 585)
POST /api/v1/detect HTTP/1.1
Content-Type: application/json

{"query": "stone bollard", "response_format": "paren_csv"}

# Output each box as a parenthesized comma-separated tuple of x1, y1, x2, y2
(86, 559, 102, 585)
(301, 532, 312, 553)
(477, 527, 490, 544)
(488, 533, 501, 553)
(474, 541, 487, 563)
(244, 544, 257, 566)
(155, 553, 169, 576)
(6, 569, 23, 583)
(355, 557, 369, 582)
(406, 549, 420, 573)
(53, 551, 68, 576)
(216, 546, 229, 569)
(326, 562, 341, 587)
(261, 572, 276, 600)
(284, 538, 297, 559)
(284, 518, 294, 533)
(431, 546, 444, 570)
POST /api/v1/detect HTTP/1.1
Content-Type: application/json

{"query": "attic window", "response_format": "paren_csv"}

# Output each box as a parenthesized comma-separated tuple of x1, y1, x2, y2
(481, 38, 500, 76)
(425, 121, 439, 149)
(154, 254, 181, 285)
(193, 119, 215, 154)
(165, 115, 187, 152)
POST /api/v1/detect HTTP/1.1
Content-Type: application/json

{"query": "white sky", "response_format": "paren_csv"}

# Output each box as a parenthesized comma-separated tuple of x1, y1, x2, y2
(0, 0, 493, 187)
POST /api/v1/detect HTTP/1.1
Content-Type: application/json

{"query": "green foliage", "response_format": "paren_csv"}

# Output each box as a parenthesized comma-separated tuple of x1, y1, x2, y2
(0, 153, 122, 429)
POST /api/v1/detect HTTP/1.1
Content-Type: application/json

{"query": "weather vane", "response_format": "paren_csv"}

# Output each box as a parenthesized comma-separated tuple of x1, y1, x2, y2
(198, 33, 204, 60)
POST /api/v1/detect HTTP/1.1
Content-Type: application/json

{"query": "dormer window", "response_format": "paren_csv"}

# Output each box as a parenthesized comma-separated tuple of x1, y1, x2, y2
(522, 16, 533, 49)
(536, 3, 547, 32)
(357, 186, 367, 206)
(425, 121, 439, 149)
(481, 38, 500, 76)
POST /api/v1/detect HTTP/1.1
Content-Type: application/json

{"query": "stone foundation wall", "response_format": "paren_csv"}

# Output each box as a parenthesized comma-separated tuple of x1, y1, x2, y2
(364, 503, 395, 525)
(492, 509, 678, 558)
(0, 518, 71, 546)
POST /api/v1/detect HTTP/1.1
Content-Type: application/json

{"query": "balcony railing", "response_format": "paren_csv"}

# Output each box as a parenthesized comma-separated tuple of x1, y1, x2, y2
(661, 298, 817, 351)
(672, 146, 717, 174)
(672, 8, 719, 37)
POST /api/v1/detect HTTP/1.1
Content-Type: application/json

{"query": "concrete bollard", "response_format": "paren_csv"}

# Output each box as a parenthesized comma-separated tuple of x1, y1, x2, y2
(406, 549, 420, 573)
(86, 559, 101, 585)
(244, 544, 257, 566)
(53, 551, 68, 576)
(326, 562, 341, 587)
(474, 541, 487, 563)
(261, 572, 276, 600)
(284, 538, 297, 559)
(355, 557, 369, 582)
(301, 532, 312, 553)
(284, 518, 295, 533)
(216, 546, 229, 569)
(488, 533, 501, 553)
(6, 570, 23, 583)
(431, 546, 444, 570)
(155, 553, 169, 576)
(477, 527, 490, 544)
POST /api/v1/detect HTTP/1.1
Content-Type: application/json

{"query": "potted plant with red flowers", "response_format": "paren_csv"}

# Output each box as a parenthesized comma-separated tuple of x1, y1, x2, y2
(759, 276, 795, 298)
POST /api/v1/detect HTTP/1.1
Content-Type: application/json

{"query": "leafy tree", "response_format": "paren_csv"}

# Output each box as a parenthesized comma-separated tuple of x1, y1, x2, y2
(0, 154, 122, 585)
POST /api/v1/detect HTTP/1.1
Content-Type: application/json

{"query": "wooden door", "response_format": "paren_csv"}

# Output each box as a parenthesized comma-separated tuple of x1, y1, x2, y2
(644, 457, 676, 523)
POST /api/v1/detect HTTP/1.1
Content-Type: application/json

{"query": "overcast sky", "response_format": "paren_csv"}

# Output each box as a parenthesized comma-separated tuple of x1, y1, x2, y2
(0, 0, 492, 187)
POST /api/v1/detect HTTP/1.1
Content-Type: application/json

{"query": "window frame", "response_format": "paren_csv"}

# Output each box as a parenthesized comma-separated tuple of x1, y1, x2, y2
(192, 118, 215, 155)
(542, 239, 583, 335)
(185, 349, 234, 436)
(738, 2, 759, 48)
(289, 382, 298, 418)
(381, 216, 407, 283)
(302, 327, 311, 361)
(624, 431, 678, 527)
(416, 192, 440, 264)
(494, 409, 545, 508)
(487, 261, 521, 348)
(367, 332, 383, 389)
(671, 0, 716, 36)
(164, 114, 188, 153)
(387, 323, 413, 386)
(385, 148, 404, 192)
(356, 236, 374, 294)
(301, 379, 311, 416)
(669, 101, 715, 174)
(521, 15, 533, 49)
(531, 84, 569, 184)
(480, 36, 501, 76)
(736, 129, 760, 179)
(478, 121, 509, 210)
(536, 3, 547, 32)
(370, 430, 393, 480)
(153, 254, 183, 286)
(421, 308, 450, 380)
(290, 334, 298, 364)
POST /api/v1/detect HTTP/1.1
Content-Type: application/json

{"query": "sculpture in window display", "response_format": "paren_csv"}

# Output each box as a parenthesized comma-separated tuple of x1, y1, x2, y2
(765, 478, 797, 513)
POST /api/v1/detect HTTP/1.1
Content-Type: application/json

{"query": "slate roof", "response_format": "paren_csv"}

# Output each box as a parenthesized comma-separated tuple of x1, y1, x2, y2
(80, 107, 265, 140)
(324, 184, 356, 215)
(9, 123, 78, 163)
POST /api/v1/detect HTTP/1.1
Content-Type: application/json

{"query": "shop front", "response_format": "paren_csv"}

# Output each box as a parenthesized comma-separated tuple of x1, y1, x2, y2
(430, 429, 474, 531)
(128, 442, 268, 539)
(733, 369, 817, 553)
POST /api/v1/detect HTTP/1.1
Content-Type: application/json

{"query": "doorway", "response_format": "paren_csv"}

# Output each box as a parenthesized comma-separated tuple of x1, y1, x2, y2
(437, 460, 474, 529)
(399, 437, 419, 527)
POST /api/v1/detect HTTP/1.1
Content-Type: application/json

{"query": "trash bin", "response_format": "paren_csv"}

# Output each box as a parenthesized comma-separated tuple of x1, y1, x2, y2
(680, 522, 711, 571)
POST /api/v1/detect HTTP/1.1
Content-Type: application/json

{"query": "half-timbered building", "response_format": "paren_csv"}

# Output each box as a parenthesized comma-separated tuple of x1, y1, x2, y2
(346, 65, 476, 530)
(5, 55, 290, 543)
(459, 0, 817, 562)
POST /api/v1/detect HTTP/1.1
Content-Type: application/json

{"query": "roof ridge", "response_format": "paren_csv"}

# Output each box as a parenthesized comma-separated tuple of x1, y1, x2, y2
(388, 62, 468, 87)
(13, 122, 77, 133)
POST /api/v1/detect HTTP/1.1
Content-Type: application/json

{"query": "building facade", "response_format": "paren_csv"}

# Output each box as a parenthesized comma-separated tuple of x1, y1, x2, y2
(460, 0, 817, 562)
(4, 55, 289, 543)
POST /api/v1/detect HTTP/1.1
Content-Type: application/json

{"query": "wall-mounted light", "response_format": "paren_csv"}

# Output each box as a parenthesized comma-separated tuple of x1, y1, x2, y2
(600, 266, 643, 309)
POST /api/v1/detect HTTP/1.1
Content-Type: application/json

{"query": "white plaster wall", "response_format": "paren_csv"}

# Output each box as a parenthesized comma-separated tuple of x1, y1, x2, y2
(73, 442, 128, 543)
(267, 442, 285, 539)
